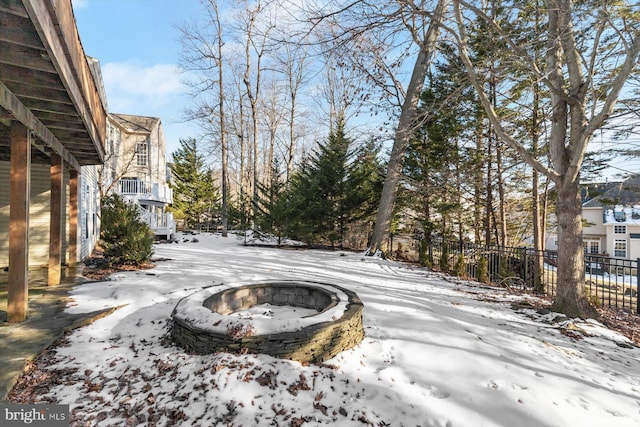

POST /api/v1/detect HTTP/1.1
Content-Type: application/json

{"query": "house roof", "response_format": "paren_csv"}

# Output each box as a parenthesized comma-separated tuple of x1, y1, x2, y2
(582, 175, 640, 208)
(110, 113, 160, 134)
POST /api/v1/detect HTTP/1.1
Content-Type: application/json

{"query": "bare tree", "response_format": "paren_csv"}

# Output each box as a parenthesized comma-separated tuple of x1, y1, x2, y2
(450, 0, 640, 317)
(276, 42, 310, 182)
(97, 138, 138, 199)
(297, 0, 450, 255)
(177, 0, 230, 236)
(365, 0, 450, 255)
(260, 77, 287, 185)
(237, 0, 274, 222)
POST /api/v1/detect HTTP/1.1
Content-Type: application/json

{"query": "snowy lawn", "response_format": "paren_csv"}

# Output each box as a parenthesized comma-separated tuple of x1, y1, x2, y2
(16, 233, 640, 426)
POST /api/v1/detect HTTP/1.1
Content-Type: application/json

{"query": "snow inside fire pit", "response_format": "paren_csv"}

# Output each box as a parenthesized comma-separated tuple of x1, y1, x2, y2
(171, 281, 364, 363)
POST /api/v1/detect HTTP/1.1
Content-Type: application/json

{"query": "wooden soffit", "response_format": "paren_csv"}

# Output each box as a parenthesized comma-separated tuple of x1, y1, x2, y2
(0, 0, 106, 167)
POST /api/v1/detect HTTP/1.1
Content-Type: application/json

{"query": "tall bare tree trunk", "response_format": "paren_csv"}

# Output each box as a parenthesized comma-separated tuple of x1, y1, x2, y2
(473, 120, 484, 245)
(531, 80, 544, 292)
(368, 0, 449, 256)
(485, 131, 493, 245)
(213, 0, 228, 237)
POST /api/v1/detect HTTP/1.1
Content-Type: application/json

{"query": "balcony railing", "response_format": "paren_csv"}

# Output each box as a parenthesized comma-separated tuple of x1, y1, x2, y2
(137, 209, 175, 239)
(119, 179, 172, 204)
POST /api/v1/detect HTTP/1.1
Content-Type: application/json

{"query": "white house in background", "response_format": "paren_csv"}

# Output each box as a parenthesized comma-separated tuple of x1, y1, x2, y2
(106, 114, 175, 240)
(582, 176, 640, 260)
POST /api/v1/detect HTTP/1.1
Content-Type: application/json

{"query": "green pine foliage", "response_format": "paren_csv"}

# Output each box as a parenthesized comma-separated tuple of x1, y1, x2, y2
(100, 193, 154, 265)
(170, 138, 220, 230)
(403, 64, 471, 243)
(256, 160, 289, 245)
(345, 138, 385, 225)
(284, 156, 325, 245)
(278, 118, 383, 248)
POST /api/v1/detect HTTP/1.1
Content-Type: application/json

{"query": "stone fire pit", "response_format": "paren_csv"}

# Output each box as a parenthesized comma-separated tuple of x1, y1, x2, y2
(171, 281, 364, 363)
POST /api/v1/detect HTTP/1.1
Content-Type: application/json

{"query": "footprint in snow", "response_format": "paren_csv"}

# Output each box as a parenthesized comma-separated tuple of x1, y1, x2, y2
(428, 385, 451, 399)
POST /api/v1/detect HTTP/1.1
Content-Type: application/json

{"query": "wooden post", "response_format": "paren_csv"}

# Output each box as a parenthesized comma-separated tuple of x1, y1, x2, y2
(68, 169, 78, 267)
(48, 154, 63, 285)
(8, 122, 31, 323)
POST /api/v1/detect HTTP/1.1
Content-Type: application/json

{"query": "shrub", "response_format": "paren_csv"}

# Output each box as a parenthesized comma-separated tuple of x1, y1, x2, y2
(454, 254, 466, 277)
(477, 257, 489, 283)
(100, 193, 154, 265)
(439, 242, 450, 272)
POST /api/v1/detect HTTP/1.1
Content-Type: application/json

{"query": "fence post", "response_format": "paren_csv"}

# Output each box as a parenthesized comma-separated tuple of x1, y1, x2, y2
(637, 258, 640, 314)
(522, 247, 528, 290)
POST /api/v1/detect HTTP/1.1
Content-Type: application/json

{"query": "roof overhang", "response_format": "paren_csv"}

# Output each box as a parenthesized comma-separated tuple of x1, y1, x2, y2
(0, 0, 106, 168)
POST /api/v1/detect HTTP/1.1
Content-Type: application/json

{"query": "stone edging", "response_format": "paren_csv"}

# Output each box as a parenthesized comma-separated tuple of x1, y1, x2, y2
(171, 281, 364, 364)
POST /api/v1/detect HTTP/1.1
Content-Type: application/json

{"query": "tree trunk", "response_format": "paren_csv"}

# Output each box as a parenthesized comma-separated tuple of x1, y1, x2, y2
(368, 0, 448, 256)
(531, 77, 544, 292)
(474, 120, 484, 245)
(367, 51, 426, 254)
(552, 178, 598, 318)
(215, 1, 228, 237)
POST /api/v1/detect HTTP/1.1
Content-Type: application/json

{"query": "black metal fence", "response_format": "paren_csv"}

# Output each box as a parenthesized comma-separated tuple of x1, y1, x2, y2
(391, 236, 639, 314)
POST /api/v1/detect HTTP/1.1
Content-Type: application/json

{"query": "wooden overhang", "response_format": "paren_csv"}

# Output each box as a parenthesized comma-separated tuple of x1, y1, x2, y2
(0, 0, 106, 169)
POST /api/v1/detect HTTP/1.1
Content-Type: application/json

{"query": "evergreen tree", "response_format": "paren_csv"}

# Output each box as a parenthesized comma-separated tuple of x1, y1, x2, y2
(287, 118, 351, 246)
(170, 138, 220, 230)
(283, 156, 318, 244)
(282, 118, 383, 248)
(344, 138, 385, 244)
(256, 160, 289, 244)
(316, 118, 351, 245)
(100, 193, 154, 265)
(404, 64, 471, 247)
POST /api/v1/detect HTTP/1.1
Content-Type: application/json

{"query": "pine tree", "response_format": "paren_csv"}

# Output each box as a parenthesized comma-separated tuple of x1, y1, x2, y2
(404, 64, 471, 247)
(100, 193, 154, 266)
(170, 138, 220, 230)
(283, 156, 318, 244)
(288, 118, 351, 246)
(344, 138, 385, 245)
(256, 160, 289, 244)
(282, 118, 384, 248)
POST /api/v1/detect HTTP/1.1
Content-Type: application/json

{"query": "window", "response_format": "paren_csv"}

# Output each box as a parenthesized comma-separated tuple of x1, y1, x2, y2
(614, 225, 627, 234)
(614, 240, 627, 258)
(136, 142, 148, 166)
(583, 240, 599, 254)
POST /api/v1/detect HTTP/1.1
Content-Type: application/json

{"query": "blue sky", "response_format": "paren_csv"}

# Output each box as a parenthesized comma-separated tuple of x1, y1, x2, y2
(72, 0, 204, 155)
(70, 0, 638, 181)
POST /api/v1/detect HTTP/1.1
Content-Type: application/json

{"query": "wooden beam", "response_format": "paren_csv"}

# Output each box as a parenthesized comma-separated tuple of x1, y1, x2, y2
(0, 10, 43, 50)
(0, 80, 80, 170)
(38, 119, 86, 133)
(0, 0, 29, 18)
(20, 97, 78, 116)
(5, 80, 74, 106)
(0, 41, 55, 73)
(35, 109, 84, 125)
(22, 0, 106, 162)
(8, 121, 31, 323)
(68, 169, 78, 267)
(0, 63, 64, 90)
(48, 153, 63, 286)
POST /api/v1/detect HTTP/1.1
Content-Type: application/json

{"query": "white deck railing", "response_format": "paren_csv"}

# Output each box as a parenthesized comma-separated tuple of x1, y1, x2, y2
(137, 208, 175, 239)
(119, 179, 173, 204)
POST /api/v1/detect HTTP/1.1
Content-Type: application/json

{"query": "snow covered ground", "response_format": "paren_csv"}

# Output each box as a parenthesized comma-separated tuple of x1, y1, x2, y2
(32, 233, 640, 426)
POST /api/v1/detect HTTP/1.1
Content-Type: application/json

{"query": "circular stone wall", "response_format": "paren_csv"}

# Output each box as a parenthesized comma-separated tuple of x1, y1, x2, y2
(171, 281, 364, 364)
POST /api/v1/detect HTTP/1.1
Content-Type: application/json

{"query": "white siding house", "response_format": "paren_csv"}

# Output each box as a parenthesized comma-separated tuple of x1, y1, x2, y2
(106, 114, 175, 239)
(582, 177, 640, 260)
